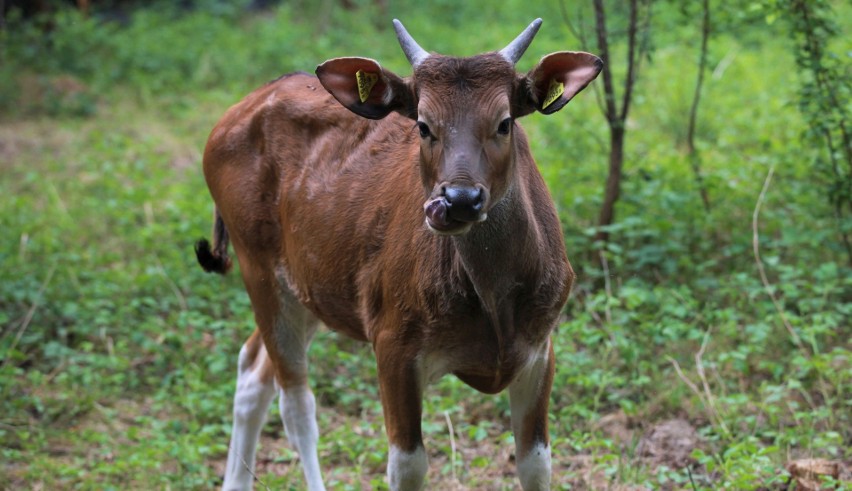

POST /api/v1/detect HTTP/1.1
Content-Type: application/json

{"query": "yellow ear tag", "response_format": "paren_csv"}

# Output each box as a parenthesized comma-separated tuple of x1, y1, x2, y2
(356, 70, 379, 103)
(542, 79, 564, 110)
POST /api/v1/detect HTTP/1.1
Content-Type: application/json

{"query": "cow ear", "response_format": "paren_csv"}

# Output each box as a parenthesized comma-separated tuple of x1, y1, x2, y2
(316, 57, 416, 120)
(514, 51, 602, 117)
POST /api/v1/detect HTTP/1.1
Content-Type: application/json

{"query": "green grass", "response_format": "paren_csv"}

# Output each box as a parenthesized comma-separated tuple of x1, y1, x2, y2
(1, 2, 850, 489)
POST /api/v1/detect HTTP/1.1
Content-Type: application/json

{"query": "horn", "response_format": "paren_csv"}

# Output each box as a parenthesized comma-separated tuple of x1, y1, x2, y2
(499, 18, 543, 65)
(393, 19, 430, 68)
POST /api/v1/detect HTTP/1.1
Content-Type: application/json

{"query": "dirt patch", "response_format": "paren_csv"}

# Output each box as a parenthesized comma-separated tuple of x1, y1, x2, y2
(786, 459, 851, 491)
(0, 121, 75, 171)
(204, 413, 713, 489)
(209, 407, 524, 489)
(636, 418, 700, 469)
(593, 410, 637, 447)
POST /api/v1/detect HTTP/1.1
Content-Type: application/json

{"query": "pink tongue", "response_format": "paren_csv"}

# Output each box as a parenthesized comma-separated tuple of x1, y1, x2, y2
(424, 198, 452, 229)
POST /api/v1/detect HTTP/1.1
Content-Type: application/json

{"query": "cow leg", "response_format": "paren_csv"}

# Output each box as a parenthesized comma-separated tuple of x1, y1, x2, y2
(276, 384, 322, 489)
(223, 331, 277, 491)
(375, 337, 427, 491)
(508, 340, 555, 491)
(227, 263, 325, 491)
(270, 291, 325, 491)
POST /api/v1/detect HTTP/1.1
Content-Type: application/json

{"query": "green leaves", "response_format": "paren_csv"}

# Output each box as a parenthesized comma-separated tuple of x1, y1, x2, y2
(0, 1, 850, 488)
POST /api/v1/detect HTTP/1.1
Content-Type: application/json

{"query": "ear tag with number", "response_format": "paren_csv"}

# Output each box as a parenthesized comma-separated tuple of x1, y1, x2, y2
(356, 70, 379, 103)
(542, 78, 564, 110)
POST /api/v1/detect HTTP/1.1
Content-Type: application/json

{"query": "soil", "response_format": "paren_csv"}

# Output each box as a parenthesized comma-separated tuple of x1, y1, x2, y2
(208, 409, 707, 490)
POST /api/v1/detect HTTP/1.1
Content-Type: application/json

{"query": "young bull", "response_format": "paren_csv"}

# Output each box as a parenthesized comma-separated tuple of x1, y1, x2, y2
(196, 18, 601, 491)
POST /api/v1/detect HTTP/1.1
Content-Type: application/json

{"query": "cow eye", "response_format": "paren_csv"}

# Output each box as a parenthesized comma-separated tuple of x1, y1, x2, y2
(497, 117, 513, 136)
(417, 121, 432, 139)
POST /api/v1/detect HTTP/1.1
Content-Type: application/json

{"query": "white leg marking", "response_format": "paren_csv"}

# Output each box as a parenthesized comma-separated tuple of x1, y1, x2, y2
(509, 344, 553, 491)
(516, 442, 551, 491)
(269, 281, 326, 490)
(279, 384, 326, 491)
(388, 445, 427, 491)
(223, 343, 277, 491)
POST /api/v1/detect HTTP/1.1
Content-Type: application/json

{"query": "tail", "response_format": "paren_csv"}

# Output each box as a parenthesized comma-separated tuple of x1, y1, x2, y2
(195, 208, 233, 275)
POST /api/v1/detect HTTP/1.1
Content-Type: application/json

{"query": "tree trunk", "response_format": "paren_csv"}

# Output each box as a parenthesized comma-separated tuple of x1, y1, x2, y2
(593, 0, 641, 245)
(596, 128, 625, 244)
(686, 0, 712, 213)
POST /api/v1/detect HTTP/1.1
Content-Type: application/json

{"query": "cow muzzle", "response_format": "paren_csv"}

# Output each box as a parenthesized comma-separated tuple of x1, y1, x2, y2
(424, 184, 488, 235)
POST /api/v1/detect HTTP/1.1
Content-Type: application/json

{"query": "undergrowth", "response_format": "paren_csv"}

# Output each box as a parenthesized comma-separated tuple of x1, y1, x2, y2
(1, 1, 849, 489)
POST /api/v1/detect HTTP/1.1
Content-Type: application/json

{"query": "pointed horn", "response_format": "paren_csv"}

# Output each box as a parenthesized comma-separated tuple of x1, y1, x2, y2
(499, 18, 543, 65)
(393, 19, 430, 68)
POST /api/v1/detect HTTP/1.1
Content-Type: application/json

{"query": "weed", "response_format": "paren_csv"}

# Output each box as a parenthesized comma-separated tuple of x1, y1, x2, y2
(1, 1, 849, 489)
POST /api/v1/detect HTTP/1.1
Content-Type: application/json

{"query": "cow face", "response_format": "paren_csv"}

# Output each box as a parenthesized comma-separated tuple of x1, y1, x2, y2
(316, 19, 602, 236)
(413, 54, 517, 235)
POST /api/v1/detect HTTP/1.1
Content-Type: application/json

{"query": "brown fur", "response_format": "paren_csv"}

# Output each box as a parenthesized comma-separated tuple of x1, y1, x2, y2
(199, 45, 600, 469)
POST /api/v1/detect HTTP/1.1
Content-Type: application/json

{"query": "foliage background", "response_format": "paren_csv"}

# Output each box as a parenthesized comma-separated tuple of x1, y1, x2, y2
(1, 0, 849, 489)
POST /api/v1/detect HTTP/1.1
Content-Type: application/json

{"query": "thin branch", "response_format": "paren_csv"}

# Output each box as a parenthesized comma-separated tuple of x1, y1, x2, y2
(443, 410, 458, 484)
(694, 326, 728, 435)
(19, 233, 29, 262)
(558, 0, 587, 50)
(155, 255, 188, 312)
(686, 0, 712, 213)
(667, 355, 729, 436)
(619, 0, 639, 122)
(687, 465, 699, 491)
(237, 447, 271, 491)
(2, 264, 57, 369)
(751, 164, 807, 353)
(633, 0, 654, 78)
(593, 0, 618, 125)
(711, 47, 738, 80)
(666, 357, 701, 403)
(579, 286, 606, 326)
(558, 1, 606, 117)
(598, 250, 613, 325)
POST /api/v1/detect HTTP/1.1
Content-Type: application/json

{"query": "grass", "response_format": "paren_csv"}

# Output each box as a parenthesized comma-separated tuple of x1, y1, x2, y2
(1, 2, 850, 490)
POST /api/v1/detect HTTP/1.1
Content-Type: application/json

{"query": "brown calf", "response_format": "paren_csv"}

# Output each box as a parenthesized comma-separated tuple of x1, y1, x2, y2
(196, 19, 601, 490)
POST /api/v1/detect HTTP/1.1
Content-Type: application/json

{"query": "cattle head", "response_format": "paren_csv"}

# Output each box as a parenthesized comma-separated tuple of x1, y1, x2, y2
(316, 19, 602, 235)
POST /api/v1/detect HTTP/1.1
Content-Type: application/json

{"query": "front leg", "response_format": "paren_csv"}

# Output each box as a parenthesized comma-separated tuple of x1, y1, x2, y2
(509, 340, 555, 490)
(374, 334, 428, 491)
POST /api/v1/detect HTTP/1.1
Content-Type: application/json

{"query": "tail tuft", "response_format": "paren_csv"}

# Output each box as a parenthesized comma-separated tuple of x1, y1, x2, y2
(195, 238, 232, 275)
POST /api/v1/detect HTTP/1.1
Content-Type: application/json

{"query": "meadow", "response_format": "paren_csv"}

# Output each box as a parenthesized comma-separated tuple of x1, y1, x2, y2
(1, 1, 849, 489)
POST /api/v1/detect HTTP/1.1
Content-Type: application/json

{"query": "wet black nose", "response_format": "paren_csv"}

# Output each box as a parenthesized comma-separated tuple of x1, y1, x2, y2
(443, 185, 484, 223)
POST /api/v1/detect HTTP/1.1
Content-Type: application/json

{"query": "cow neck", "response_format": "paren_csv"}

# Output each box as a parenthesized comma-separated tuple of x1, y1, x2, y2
(451, 181, 535, 316)
(453, 171, 538, 288)
(450, 180, 536, 385)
